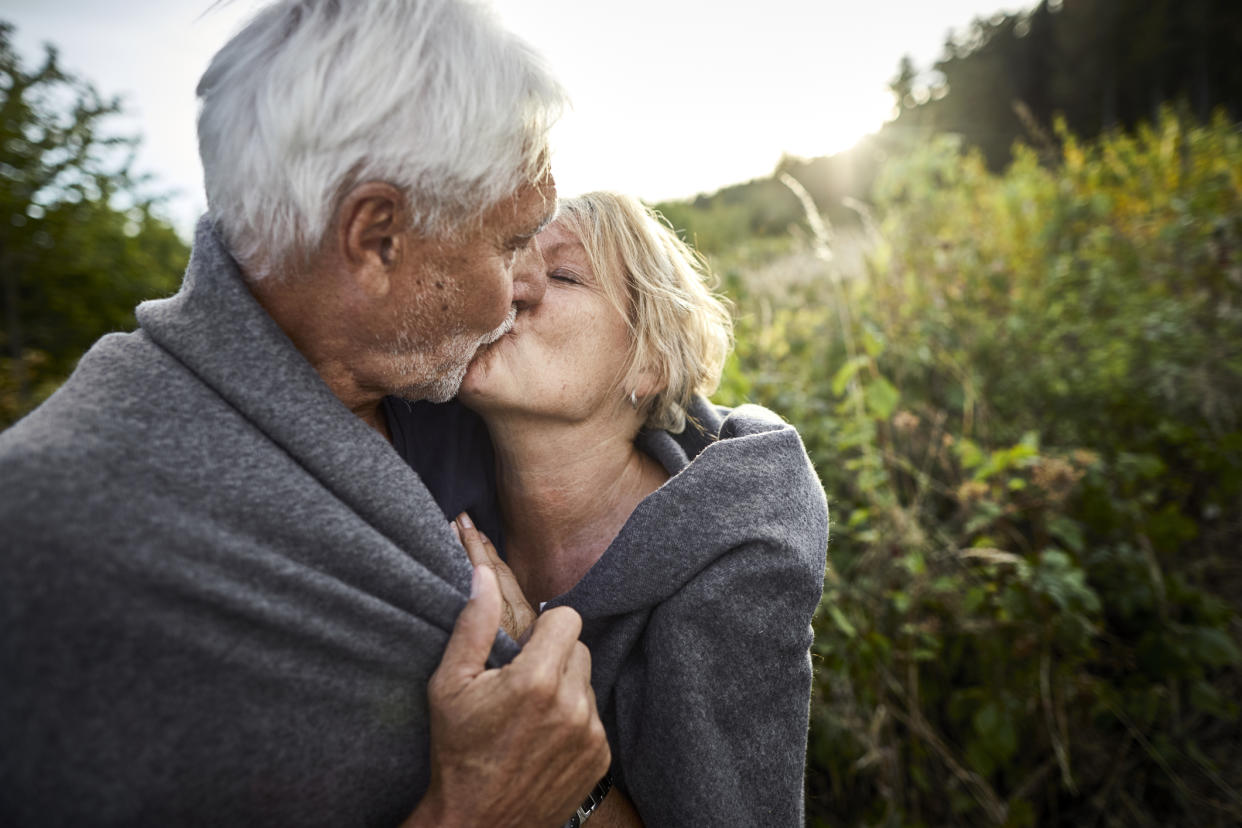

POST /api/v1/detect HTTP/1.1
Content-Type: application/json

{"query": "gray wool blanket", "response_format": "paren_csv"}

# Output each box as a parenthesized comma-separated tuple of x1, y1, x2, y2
(389, 396, 830, 825)
(563, 399, 829, 827)
(0, 218, 517, 826)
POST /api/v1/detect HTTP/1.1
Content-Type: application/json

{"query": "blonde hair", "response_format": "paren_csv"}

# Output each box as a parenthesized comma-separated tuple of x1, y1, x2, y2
(555, 192, 733, 434)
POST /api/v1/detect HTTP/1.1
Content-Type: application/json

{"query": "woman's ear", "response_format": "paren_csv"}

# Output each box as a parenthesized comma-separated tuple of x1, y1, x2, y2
(631, 359, 667, 404)
(335, 181, 407, 298)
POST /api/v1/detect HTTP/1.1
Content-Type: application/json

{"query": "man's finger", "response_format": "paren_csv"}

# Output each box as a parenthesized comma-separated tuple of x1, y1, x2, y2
(516, 606, 582, 674)
(565, 639, 592, 685)
(435, 565, 502, 690)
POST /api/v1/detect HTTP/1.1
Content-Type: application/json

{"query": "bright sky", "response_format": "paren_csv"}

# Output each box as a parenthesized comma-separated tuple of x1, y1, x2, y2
(6, 0, 1030, 239)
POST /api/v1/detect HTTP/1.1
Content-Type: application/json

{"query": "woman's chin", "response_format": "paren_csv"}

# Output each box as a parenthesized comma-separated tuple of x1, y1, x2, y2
(459, 353, 495, 403)
(461, 334, 529, 411)
(458, 366, 483, 400)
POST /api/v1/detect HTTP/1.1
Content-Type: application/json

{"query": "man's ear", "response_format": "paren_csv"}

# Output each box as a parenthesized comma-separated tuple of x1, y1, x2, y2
(335, 181, 408, 298)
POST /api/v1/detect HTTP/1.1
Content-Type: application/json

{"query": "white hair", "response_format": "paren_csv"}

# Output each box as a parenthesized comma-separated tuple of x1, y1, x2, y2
(196, 0, 566, 279)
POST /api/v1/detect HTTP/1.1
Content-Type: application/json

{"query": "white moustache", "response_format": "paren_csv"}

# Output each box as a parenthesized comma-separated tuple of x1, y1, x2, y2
(482, 306, 518, 345)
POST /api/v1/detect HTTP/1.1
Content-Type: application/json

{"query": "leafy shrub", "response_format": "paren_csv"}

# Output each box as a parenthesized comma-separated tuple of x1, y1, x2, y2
(710, 110, 1242, 826)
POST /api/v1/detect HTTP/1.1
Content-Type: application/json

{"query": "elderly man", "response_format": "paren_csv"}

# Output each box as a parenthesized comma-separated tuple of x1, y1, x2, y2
(0, 1, 620, 825)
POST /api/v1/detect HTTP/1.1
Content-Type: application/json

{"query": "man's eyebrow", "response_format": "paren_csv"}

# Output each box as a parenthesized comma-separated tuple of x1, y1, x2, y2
(533, 206, 559, 235)
(516, 203, 559, 240)
(505, 203, 558, 248)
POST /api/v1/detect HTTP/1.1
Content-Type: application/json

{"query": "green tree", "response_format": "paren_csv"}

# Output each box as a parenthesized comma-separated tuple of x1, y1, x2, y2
(887, 0, 1242, 169)
(0, 21, 188, 426)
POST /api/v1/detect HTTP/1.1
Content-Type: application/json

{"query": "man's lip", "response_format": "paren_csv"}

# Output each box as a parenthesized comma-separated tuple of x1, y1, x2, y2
(485, 308, 519, 344)
(478, 324, 517, 354)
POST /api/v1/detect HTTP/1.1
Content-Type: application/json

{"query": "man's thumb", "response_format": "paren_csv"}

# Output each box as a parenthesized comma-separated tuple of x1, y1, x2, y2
(437, 565, 502, 685)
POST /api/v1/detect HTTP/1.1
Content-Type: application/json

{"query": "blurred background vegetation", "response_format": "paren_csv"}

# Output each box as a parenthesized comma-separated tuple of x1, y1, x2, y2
(2, 0, 1240, 825)
(0, 21, 188, 422)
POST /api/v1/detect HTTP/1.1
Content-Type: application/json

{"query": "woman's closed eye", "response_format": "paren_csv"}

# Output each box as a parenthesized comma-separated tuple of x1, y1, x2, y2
(549, 267, 583, 285)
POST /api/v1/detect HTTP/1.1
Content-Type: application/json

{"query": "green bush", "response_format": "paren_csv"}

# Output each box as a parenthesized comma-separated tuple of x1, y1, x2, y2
(711, 110, 1242, 826)
(0, 22, 189, 426)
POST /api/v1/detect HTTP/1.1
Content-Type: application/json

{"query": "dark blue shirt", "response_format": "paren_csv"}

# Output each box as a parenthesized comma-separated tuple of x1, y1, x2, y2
(382, 396, 505, 551)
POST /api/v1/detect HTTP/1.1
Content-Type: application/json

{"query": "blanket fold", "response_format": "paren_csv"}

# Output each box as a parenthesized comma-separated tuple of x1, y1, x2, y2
(0, 217, 517, 827)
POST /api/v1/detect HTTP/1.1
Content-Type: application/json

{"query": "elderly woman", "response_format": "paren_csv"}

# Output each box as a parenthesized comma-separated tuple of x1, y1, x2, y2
(385, 192, 828, 826)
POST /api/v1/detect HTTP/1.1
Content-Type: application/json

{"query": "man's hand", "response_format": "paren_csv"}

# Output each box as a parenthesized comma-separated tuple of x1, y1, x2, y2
(403, 565, 610, 828)
(454, 512, 537, 641)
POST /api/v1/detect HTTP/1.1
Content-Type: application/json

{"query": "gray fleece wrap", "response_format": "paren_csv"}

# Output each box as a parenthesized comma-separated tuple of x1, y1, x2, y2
(0, 217, 830, 826)
(546, 397, 829, 826)
(0, 219, 520, 826)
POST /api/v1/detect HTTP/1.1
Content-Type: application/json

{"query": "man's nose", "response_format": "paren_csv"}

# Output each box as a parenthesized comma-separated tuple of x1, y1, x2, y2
(511, 238, 547, 310)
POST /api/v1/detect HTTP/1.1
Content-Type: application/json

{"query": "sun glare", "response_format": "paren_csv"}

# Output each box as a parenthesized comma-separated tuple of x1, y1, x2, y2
(785, 86, 896, 159)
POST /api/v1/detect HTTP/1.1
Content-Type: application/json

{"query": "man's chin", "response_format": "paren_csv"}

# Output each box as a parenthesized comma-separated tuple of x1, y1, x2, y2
(386, 319, 510, 403)
(389, 360, 469, 404)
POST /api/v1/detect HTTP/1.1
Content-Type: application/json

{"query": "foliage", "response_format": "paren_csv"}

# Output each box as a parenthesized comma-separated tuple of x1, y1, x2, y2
(696, 0, 1242, 256)
(889, 0, 1242, 169)
(3, 17, 1239, 826)
(707, 111, 1242, 826)
(0, 21, 189, 426)
(655, 177, 804, 257)
(662, 0, 1242, 276)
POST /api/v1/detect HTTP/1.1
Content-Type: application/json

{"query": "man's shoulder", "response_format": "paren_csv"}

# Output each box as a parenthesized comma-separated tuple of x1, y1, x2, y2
(2, 327, 198, 445)
(0, 327, 212, 524)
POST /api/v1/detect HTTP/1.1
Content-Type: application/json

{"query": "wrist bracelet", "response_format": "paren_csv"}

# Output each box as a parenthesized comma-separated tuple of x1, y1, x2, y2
(564, 772, 613, 828)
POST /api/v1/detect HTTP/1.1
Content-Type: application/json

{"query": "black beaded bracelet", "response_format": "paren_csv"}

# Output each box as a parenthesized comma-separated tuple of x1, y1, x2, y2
(564, 773, 613, 828)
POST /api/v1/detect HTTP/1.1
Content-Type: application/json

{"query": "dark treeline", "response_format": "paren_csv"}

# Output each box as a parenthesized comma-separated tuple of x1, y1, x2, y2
(889, 0, 1242, 168)
(661, 0, 1242, 247)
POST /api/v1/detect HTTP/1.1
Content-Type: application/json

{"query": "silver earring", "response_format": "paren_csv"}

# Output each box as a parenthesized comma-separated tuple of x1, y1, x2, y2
(628, 390, 638, 408)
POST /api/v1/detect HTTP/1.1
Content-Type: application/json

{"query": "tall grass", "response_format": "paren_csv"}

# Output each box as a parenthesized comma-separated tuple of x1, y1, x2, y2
(709, 110, 1242, 827)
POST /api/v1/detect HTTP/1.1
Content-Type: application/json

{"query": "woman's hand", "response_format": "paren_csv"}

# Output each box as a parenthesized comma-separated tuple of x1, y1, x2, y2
(454, 513, 538, 642)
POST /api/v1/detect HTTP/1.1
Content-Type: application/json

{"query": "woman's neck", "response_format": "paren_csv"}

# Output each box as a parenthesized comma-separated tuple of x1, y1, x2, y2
(485, 416, 667, 605)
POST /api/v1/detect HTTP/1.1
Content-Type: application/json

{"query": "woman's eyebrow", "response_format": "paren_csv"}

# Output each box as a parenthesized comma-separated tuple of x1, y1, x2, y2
(540, 240, 589, 265)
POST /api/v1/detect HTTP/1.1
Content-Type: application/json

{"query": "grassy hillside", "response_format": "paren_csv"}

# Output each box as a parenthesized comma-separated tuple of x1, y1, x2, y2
(667, 110, 1242, 826)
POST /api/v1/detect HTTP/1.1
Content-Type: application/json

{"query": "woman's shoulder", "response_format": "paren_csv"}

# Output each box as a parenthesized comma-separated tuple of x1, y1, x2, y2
(714, 402, 808, 451)
(646, 398, 827, 557)
(639, 396, 810, 472)
(689, 399, 821, 500)
(554, 396, 827, 619)
(685, 395, 792, 435)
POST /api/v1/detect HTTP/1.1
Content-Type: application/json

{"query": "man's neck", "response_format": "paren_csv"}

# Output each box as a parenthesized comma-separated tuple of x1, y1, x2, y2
(485, 415, 667, 604)
(244, 268, 393, 443)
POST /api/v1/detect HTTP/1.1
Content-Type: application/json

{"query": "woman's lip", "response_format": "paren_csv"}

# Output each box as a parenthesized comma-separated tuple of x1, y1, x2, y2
(474, 326, 517, 359)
